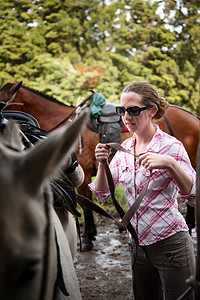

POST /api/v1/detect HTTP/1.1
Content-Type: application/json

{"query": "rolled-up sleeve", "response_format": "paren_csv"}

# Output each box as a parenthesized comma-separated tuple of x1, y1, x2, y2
(88, 150, 122, 202)
(88, 181, 111, 202)
(178, 181, 196, 207)
(170, 141, 196, 207)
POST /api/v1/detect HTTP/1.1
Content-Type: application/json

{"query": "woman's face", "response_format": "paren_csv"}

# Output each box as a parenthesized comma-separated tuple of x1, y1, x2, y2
(120, 92, 153, 134)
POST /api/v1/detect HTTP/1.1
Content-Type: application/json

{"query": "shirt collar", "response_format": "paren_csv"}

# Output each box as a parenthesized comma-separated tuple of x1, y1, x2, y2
(147, 124, 163, 154)
(127, 124, 163, 154)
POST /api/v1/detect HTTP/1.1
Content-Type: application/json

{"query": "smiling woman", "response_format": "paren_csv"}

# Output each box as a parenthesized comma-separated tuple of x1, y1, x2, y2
(89, 81, 196, 300)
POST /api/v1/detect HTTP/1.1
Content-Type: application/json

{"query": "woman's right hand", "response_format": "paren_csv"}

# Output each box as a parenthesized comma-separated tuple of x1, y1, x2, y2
(95, 143, 111, 162)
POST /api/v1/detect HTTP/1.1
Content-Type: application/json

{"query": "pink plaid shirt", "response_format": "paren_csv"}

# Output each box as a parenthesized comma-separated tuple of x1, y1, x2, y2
(89, 125, 196, 246)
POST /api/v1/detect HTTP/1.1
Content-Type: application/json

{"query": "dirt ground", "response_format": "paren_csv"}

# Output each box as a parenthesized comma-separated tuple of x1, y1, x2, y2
(74, 217, 134, 300)
(74, 210, 197, 300)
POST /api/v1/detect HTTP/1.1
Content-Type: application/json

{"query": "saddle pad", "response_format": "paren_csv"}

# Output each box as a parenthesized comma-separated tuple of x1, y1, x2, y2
(52, 209, 82, 299)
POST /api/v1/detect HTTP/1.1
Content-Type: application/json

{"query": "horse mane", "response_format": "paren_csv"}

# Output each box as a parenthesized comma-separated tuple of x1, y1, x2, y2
(22, 85, 71, 106)
(0, 83, 13, 93)
(1, 82, 75, 108)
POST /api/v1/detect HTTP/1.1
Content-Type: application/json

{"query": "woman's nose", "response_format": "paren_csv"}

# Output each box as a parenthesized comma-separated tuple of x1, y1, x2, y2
(124, 111, 131, 118)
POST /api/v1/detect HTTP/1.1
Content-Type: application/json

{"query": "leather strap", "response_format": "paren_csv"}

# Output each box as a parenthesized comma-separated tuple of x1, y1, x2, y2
(54, 230, 69, 296)
(101, 143, 151, 244)
(76, 142, 152, 245)
(163, 115, 175, 136)
(49, 92, 94, 132)
(76, 194, 126, 232)
(105, 142, 152, 229)
(102, 160, 139, 244)
(102, 157, 151, 230)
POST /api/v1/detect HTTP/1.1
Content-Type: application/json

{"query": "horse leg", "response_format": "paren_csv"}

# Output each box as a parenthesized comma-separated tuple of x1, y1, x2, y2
(77, 183, 97, 251)
(185, 205, 195, 235)
(81, 207, 97, 251)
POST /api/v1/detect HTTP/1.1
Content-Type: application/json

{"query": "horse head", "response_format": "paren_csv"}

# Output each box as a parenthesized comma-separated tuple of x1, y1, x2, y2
(0, 112, 87, 300)
(0, 81, 23, 111)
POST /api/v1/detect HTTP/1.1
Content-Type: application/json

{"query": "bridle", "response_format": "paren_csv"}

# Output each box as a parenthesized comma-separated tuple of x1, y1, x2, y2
(1, 90, 24, 111)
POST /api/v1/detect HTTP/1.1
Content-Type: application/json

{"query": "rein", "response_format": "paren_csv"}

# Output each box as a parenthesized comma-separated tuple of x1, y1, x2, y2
(48, 92, 94, 132)
(76, 142, 152, 247)
(104, 143, 152, 229)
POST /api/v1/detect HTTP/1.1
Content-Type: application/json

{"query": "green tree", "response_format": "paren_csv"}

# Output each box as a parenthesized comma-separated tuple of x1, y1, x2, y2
(161, 0, 200, 111)
(0, 0, 46, 85)
(0, 0, 199, 112)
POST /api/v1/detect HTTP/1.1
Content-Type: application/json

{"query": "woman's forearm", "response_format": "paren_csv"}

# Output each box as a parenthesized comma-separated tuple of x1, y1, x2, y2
(168, 158, 193, 195)
(94, 162, 109, 191)
(139, 152, 194, 195)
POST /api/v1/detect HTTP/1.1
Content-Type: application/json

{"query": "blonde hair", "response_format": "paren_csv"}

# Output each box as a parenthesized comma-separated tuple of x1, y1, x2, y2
(122, 81, 169, 119)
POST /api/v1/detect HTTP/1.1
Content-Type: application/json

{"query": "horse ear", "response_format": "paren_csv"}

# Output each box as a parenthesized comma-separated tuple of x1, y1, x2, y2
(2, 121, 24, 151)
(10, 81, 22, 94)
(22, 111, 87, 193)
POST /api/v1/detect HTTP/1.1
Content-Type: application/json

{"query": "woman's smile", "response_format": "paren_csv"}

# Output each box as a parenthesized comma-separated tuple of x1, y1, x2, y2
(125, 121, 136, 129)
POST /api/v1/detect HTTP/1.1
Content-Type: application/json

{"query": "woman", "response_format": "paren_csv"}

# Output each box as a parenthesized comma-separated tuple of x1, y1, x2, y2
(89, 81, 196, 300)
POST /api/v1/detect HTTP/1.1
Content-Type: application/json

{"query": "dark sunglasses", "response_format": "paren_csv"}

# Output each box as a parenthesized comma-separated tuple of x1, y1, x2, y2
(116, 105, 152, 116)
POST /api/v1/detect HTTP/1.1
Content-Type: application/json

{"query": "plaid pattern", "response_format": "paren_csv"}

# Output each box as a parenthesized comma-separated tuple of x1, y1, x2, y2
(89, 125, 196, 246)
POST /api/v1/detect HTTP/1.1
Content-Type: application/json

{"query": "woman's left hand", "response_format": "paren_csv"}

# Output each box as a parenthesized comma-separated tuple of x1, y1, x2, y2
(138, 152, 174, 170)
(139, 152, 193, 195)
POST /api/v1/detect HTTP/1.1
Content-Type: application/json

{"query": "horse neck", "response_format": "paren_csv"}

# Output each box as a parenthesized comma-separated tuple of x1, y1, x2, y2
(15, 89, 75, 131)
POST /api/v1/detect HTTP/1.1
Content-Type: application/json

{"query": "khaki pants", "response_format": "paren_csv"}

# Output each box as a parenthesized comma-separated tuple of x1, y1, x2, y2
(129, 231, 195, 300)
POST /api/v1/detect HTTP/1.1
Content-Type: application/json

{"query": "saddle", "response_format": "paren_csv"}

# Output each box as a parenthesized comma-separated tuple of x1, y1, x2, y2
(87, 102, 124, 155)
(0, 108, 80, 217)
(1, 110, 47, 146)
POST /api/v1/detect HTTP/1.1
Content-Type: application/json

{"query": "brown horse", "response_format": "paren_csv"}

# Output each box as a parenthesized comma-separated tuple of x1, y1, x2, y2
(0, 81, 199, 250)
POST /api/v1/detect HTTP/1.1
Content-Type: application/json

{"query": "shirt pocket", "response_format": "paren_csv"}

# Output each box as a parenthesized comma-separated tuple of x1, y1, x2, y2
(139, 166, 151, 177)
(135, 166, 151, 192)
(148, 168, 171, 191)
(119, 164, 134, 189)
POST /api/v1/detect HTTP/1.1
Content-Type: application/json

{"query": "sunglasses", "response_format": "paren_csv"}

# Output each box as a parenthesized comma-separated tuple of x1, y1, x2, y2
(116, 105, 152, 116)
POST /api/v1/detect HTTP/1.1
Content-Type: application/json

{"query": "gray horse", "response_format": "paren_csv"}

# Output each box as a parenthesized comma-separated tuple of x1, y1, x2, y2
(0, 112, 87, 300)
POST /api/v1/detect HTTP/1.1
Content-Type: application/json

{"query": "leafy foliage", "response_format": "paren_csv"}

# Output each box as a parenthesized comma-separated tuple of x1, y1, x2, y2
(0, 0, 199, 113)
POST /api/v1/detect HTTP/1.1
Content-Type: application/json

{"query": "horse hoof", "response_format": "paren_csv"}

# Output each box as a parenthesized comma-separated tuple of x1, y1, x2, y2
(80, 238, 94, 252)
